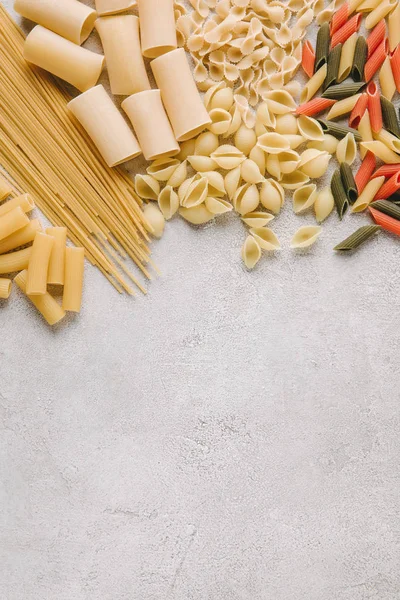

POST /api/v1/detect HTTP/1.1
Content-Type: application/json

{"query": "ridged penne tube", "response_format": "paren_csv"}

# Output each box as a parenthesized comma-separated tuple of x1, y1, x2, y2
(334, 225, 380, 251)
(348, 0, 365, 10)
(95, 0, 135, 16)
(336, 133, 357, 164)
(0, 206, 29, 241)
(308, 134, 339, 154)
(0, 278, 11, 299)
(26, 232, 54, 295)
(241, 235, 261, 269)
(233, 184, 259, 215)
(151, 49, 211, 141)
(297, 115, 325, 141)
(241, 211, 274, 227)
(326, 94, 362, 120)
(46, 227, 67, 285)
(0, 247, 31, 274)
(179, 204, 214, 224)
(68, 85, 141, 167)
(293, 183, 318, 213)
(380, 57, 396, 100)
(122, 91, 179, 161)
(143, 203, 165, 238)
(300, 64, 327, 103)
(24, 26, 104, 92)
(0, 194, 34, 218)
(337, 32, 358, 82)
(374, 129, 400, 154)
(298, 149, 331, 177)
(62, 247, 85, 312)
(314, 186, 335, 221)
(137, 0, 177, 58)
(134, 174, 160, 200)
(95, 16, 150, 96)
(250, 227, 280, 250)
(358, 109, 373, 158)
(0, 174, 12, 202)
(360, 140, 400, 163)
(257, 133, 290, 154)
(331, 2, 350, 36)
(355, 151, 376, 192)
(290, 226, 322, 248)
(195, 132, 219, 156)
(14, 270, 66, 326)
(158, 186, 179, 219)
(14, 0, 96, 45)
(351, 176, 385, 211)
(0, 219, 42, 255)
(365, 0, 396, 30)
(388, 1, 400, 52)
(147, 158, 180, 182)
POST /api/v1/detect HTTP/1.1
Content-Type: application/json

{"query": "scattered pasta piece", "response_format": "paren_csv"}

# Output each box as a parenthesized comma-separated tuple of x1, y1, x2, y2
(290, 226, 322, 248)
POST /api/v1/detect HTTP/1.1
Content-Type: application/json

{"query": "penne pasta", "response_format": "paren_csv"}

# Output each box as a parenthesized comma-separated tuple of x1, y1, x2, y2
(0, 277, 11, 299)
(137, 0, 177, 58)
(62, 247, 85, 312)
(315, 23, 330, 71)
(358, 109, 374, 157)
(331, 168, 349, 218)
(15, 269, 66, 325)
(0, 206, 29, 241)
(351, 35, 368, 81)
(324, 43, 342, 89)
(326, 93, 361, 120)
(365, 0, 397, 30)
(364, 39, 387, 82)
(331, 13, 362, 48)
(0, 194, 34, 218)
(301, 40, 315, 77)
(0, 219, 42, 255)
(95, 0, 135, 16)
(389, 45, 400, 93)
(366, 81, 382, 133)
(26, 232, 54, 295)
(337, 32, 358, 81)
(369, 206, 400, 235)
(321, 81, 366, 99)
(348, 0, 365, 11)
(355, 151, 376, 193)
(357, 0, 381, 11)
(352, 176, 385, 210)
(372, 164, 400, 178)
(348, 93, 368, 128)
(296, 97, 336, 116)
(300, 64, 327, 103)
(371, 199, 400, 218)
(373, 172, 400, 199)
(331, 2, 350, 35)
(388, 1, 400, 52)
(340, 162, 358, 202)
(380, 96, 400, 137)
(334, 225, 380, 250)
(0, 247, 31, 274)
(375, 128, 400, 154)
(361, 140, 400, 163)
(319, 119, 362, 141)
(380, 56, 397, 100)
(366, 19, 386, 58)
(46, 227, 67, 286)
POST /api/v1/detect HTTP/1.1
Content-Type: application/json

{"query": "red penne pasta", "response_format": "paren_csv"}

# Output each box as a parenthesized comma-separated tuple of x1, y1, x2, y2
(372, 164, 400, 178)
(366, 81, 383, 133)
(390, 45, 400, 92)
(349, 93, 368, 128)
(330, 2, 349, 36)
(369, 206, 400, 235)
(374, 171, 400, 199)
(295, 97, 336, 116)
(331, 13, 362, 48)
(355, 151, 376, 193)
(364, 39, 387, 82)
(367, 20, 386, 59)
(302, 41, 315, 78)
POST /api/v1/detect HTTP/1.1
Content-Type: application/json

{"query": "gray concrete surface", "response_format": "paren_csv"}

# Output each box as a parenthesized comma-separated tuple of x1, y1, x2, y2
(1, 2, 400, 599)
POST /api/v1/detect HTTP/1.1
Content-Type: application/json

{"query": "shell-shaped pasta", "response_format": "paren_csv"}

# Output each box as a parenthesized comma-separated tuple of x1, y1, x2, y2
(179, 204, 215, 224)
(211, 144, 246, 169)
(256, 101, 276, 128)
(158, 186, 179, 219)
(262, 90, 297, 114)
(283, 80, 301, 98)
(209, 86, 234, 111)
(177, 139, 196, 161)
(241, 234, 261, 269)
(336, 133, 357, 165)
(202, 171, 226, 197)
(260, 179, 284, 213)
(249, 144, 266, 176)
(274, 113, 298, 135)
(314, 186, 334, 222)
(222, 103, 242, 138)
(204, 81, 225, 109)
(234, 124, 257, 155)
(307, 134, 339, 154)
(266, 150, 300, 179)
(241, 159, 264, 184)
(194, 131, 220, 156)
(290, 226, 322, 248)
(181, 175, 209, 207)
(241, 211, 274, 227)
(233, 183, 260, 215)
(143, 203, 165, 238)
(147, 158, 180, 182)
(292, 183, 318, 213)
(234, 93, 256, 128)
(298, 149, 331, 178)
(178, 176, 195, 203)
(205, 195, 232, 214)
(297, 115, 324, 141)
(224, 166, 242, 200)
(250, 227, 280, 250)
(187, 155, 219, 172)
(167, 159, 188, 188)
(255, 121, 268, 137)
(280, 171, 310, 189)
(257, 132, 290, 154)
(135, 174, 160, 200)
(286, 134, 305, 149)
(208, 108, 232, 135)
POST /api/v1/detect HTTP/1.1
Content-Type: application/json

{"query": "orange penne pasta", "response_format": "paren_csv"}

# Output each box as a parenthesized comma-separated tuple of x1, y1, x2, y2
(372, 164, 400, 178)
(369, 206, 400, 235)
(355, 150, 376, 193)
(374, 171, 400, 199)
(366, 80, 382, 133)
(331, 13, 362, 48)
(302, 40, 315, 78)
(349, 92, 368, 128)
(365, 38, 387, 82)
(367, 19, 386, 58)
(330, 2, 349, 35)
(390, 45, 400, 92)
(295, 97, 336, 116)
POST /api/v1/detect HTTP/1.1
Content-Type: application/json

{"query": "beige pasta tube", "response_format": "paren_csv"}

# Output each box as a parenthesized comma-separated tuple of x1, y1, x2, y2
(365, 0, 396, 30)
(300, 64, 327, 103)
(137, 0, 177, 58)
(338, 32, 358, 82)
(14, 0, 96, 45)
(0, 206, 29, 241)
(95, 16, 150, 96)
(95, 0, 135, 16)
(0, 278, 11, 299)
(358, 109, 373, 158)
(352, 176, 385, 212)
(24, 25, 104, 92)
(380, 57, 396, 100)
(360, 140, 400, 163)
(0, 194, 35, 218)
(388, 1, 400, 52)
(15, 270, 66, 326)
(26, 232, 54, 295)
(0, 247, 32, 274)
(68, 85, 141, 167)
(122, 90, 179, 161)
(326, 94, 361, 120)
(0, 219, 42, 254)
(0, 174, 12, 202)
(46, 227, 67, 285)
(62, 247, 84, 312)
(151, 49, 211, 141)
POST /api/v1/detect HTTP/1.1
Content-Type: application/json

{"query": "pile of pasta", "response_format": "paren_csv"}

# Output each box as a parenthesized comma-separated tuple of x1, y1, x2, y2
(0, 174, 84, 326)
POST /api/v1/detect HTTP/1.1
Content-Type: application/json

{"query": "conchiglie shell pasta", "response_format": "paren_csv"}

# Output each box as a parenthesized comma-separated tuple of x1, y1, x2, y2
(336, 133, 357, 165)
(158, 186, 179, 219)
(280, 171, 310, 189)
(241, 211, 274, 227)
(188, 155, 219, 172)
(234, 125, 257, 155)
(222, 103, 242, 137)
(257, 132, 290, 154)
(208, 108, 232, 135)
(293, 183, 318, 213)
(224, 166, 242, 200)
(286, 134, 305, 149)
(194, 131, 220, 156)
(290, 226, 321, 248)
(297, 115, 325, 141)
(241, 159, 264, 183)
(177, 139, 196, 161)
(241, 235, 261, 269)
(233, 183, 260, 215)
(143, 203, 165, 238)
(249, 145, 266, 176)
(211, 145, 246, 169)
(209, 86, 234, 111)
(178, 176, 195, 203)
(179, 204, 215, 224)
(147, 158, 180, 181)
(314, 186, 335, 222)
(205, 196, 233, 214)
(260, 179, 284, 213)
(135, 174, 160, 199)
(202, 171, 226, 197)
(262, 90, 297, 114)
(167, 160, 188, 188)
(256, 102, 276, 128)
(308, 134, 339, 154)
(274, 113, 299, 135)
(266, 150, 300, 179)
(250, 227, 280, 250)
(181, 175, 209, 207)
(298, 149, 331, 178)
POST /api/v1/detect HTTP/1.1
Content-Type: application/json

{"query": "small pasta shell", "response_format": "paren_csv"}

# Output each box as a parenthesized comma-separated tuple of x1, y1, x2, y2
(204, 81, 226, 109)
(143, 203, 165, 238)
(188, 155, 219, 172)
(297, 115, 325, 141)
(241, 211, 274, 227)
(147, 158, 180, 182)
(177, 139, 196, 161)
(280, 171, 310, 189)
(262, 90, 297, 114)
(307, 134, 338, 154)
(234, 124, 257, 155)
(250, 227, 280, 250)
(208, 108, 232, 135)
(249, 145, 266, 176)
(257, 132, 290, 154)
(224, 166, 242, 200)
(194, 131, 220, 156)
(298, 149, 331, 178)
(202, 171, 226, 197)
(266, 150, 300, 179)
(293, 183, 318, 213)
(290, 226, 322, 248)
(211, 144, 246, 169)
(209, 86, 234, 111)
(222, 103, 242, 138)
(286, 134, 305, 149)
(274, 113, 298, 135)
(205, 196, 233, 214)
(167, 160, 188, 188)
(314, 186, 335, 222)
(241, 159, 264, 184)
(181, 175, 209, 208)
(233, 183, 260, 215)
(336, 133, 357, 165)
(179, 204, 215, 224)
(241, 235, 261, 269)
(260, 179, 284, 213)
(135, 174, 160, 200)
(158, 186, 179, 219)
(255, 121, 268, 137)
(256, 102, 276, 128)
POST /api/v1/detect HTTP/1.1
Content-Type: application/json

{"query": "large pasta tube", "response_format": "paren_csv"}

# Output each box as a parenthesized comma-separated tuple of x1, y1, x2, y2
(26, 232, 54, 295)
(95, 0, 135, 17)
(15, 270, 66, 326)
(95, 15, 150, 96)
(46, 227, 67, 285)
(0, 247, 31, 274)
(0, 206, 29, 241)
(0, 193, 34, 218)
(0, 219, 42, 255)
(0, 278, 11, 299)
(14, 0, 96, 45)
(151, 49, 211, 141)
(62, 247, 84, 312)
(122, 90, 179, 161)
(137, 0, 177, 58)
(24, 25, 104, 92)
(68, 85, 141, 167)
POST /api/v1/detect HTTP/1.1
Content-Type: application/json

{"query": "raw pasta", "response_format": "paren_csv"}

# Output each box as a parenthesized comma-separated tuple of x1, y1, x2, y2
(300, 64, 327, 103)
(0, 194, 35, 218)
(290, 226, 321, 248)
(336, 133, 357, 164)
(249, 227, 280, 250)
(143, 203, 165, 238)
(314, 186, 335, 221)
(326, 94, 362, 120)
(0, 277, 11, 299)
(334, 225, 380, 250)
(0, 206, 29, 241)
(46, 227, 67, 285)
(0, 219, 41, 255)
(137, 0, 177, 58)
(0, 247, 31, 274)
(95, 0, 136, 16)
(62, 247, 85, 312)
(352, 176, 385, 211)
(14, 269, 66, 325)
(26, 231, 54, 295)
(337, 32, 358, 81)
(241, 235, 261, 268)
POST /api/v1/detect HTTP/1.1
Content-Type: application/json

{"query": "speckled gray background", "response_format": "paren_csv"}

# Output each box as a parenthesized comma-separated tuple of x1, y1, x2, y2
(1, 2, 400, 599)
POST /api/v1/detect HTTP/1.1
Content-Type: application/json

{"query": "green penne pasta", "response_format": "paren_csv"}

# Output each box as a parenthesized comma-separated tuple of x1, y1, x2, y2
(351, 36, 367, 83)
(334, 225, 380, 251)
(370, 199, 400, 220)
(381, 97, 400, 138)
(324, 44, 342, 91)
(315, 23, 330, 73)
(321, 81, 366, 100)
(388, 193, 400, 204)
(340, 163, 358, 204)
(318, 120, 362, 142)
(331, 168, 349, 219)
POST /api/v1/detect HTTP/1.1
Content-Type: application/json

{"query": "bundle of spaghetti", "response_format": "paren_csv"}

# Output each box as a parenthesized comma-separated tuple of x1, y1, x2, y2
(0, 4, 152, 295)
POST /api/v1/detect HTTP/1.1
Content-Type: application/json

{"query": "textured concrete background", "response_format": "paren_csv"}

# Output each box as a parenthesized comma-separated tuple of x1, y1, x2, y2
(1, 2, 400, 599)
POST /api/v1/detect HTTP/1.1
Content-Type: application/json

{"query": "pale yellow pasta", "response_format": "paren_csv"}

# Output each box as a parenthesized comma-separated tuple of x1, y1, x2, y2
(192, 54, 209, 83)
(46, 227, 67, 285)
(358, 109, 373, 158)
(365, 0, 396, 29)
(179, 204, 214, 224)
(250, 227, 280, 250)
(282, 80, 302, 98)
(375, 129, 400, 153)
(15, 269, 65, 325)
(0, 206, 29, 241)
(314, 186, 335, 222)
(134, 174, 160, 200)
(297, 115, 324, 141)
(177, 139, 196, 161)
(317, 4, 336, 23)
(326, 94, 361, 120)
(205, 196, 232, 214)
(95, 0, 136, 17)
(137, 0, 177, 58)
(189, 0, 210, 19)
(260, 179, 284, 213)
(234, 124, 257, 155)
(274, 113, 298, 135)
(266, 150, 300, 179)
(234, 94, 256, 128)
(293, 183, 318, 213)
(211, 145, 246, 169)
(188, 155, 219, 172)
(290, 226, 321, 248)
(223, 103, 242, 138)
(380, 57, 396, 101)
(0, 247, 31, 274)
(348, 0, 365, 11)
(181, 175, 208, 208)
(300, 64, 327, 103)
(168, 160, 188, 188)
(26, 231, 54, 295)
(280, 171, 310, 189)
(62, 247, 84, 312)
(158, 186, 179, 219)
(233, 183, 259, 215)
(337, 32, 358, 82)
(262, 90, 297, 114)
(241, 159, 264, 183)
(202, 171, 226, 196)
(356, 0, 380, 10)
(224, 166, 242, 200)
(360, 140, 400, 163)
(298, 149, 331, 177)
(307, 134, 339, 154)
(336, 133, 357, 164)
(0, 278, 11, 299)
(68, 85, 141, 167)
(249, 144, 266, 176)
(143, 203, 165, 238)
(351, 176, 385, 212)
(195, 131, 220, 155)
(0, 174, 12, 202)
(286, 134, 305, 149)
(15, 0, 96, 44)
(0, 219, 42, 254)
(241, 211, 274, 227)
(256, 101, 276, 128)
(178, 177, 195, 204)
(0, 194, 34, 218)
(24, 26, 104, 92)
(208, 108, 232, 134)
(388, 1, 400, 52)
(257, 132, 290, 153)
(241, 235, 261, 269)
(147, 158, 181, 182)
(209, 86, 234, 111)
